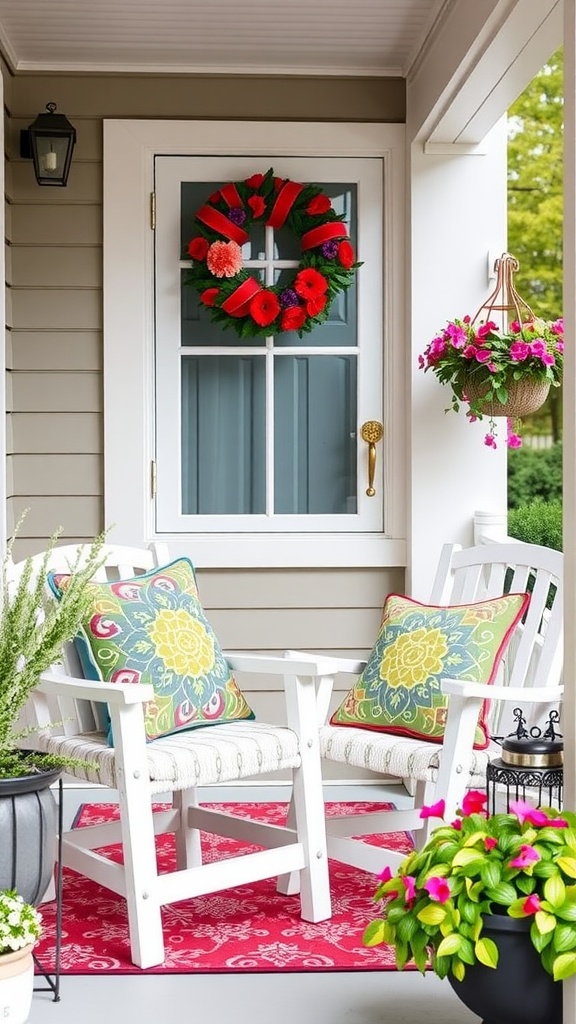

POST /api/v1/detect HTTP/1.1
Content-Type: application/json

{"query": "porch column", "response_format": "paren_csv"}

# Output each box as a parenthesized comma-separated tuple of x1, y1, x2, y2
(407, 119, 508, 598)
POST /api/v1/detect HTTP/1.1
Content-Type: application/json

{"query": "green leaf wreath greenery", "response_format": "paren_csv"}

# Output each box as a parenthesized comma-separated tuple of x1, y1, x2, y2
(183, 167, 361, 340)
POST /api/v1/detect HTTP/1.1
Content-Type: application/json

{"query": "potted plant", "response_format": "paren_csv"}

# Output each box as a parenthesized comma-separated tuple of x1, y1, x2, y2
(418, 253, 563, 449)
(363, 791, 576, 1024)
(0, 518, 105, 902)
(419, 314, 563, 449)
(0, 889, 42, 1024)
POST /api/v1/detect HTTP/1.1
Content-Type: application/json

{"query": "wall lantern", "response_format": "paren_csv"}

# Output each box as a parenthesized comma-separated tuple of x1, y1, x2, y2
(20, 102, 77, 187)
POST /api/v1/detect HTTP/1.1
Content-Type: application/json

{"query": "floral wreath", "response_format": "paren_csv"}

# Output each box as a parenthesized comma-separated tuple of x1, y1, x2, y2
(184, 167, 360, 339)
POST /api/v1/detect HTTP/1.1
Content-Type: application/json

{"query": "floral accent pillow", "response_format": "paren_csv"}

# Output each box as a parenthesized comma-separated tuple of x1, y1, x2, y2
(329, 592, 529, 749)
(48, 558, 255, 743)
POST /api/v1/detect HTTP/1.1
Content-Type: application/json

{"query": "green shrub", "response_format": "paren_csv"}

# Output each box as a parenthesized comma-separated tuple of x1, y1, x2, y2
(507, 499, 563, 551)
(507, 442, 563, 509)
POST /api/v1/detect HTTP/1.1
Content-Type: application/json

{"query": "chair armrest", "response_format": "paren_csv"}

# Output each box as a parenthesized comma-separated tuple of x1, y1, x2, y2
(441, 679, 564, 703)
(39, 670, 155, 705)
(224, 651, 340, 676)
(283, 650, 367, 675)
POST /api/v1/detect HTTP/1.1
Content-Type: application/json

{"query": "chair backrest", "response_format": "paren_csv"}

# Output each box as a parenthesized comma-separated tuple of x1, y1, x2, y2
(11, 542, 170, 743)
(429, 542, 563, 738)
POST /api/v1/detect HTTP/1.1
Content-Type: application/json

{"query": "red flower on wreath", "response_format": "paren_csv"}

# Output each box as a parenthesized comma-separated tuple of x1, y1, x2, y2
(306, 294, 328, 317)
(281, 305, 307, 331)
(248, 195, 266, 219)
(250, 291, 281, 327)
(200, 287, 219, 307)
(294, 268, 328, 300)
(338, 240, 355, 270)
(187, 236, 209, 261)
(246, 173, 264, 189)
(307, 194, 332, 216)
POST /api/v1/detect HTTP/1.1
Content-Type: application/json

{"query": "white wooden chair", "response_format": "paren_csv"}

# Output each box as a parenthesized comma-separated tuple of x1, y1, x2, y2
(13, 543, 336, 969)
(281, 542, 564, 884)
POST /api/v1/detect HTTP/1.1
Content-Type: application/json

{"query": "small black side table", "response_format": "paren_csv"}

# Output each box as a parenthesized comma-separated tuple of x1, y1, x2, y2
(486, 758, 563, 815)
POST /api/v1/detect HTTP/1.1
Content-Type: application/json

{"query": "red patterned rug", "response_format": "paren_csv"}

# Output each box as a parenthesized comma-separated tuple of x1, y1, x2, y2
(34, 801, 413, 975)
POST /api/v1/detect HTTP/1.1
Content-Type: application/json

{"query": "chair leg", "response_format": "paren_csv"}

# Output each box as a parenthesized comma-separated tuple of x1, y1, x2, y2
(276, 795, 301, 895)
(290, 761, 331, 923)
(113, 734, 166, 967)
(173, 788, 202, 869)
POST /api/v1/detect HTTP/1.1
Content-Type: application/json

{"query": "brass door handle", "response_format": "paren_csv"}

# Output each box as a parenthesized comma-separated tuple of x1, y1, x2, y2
(361, 421, 383, 497)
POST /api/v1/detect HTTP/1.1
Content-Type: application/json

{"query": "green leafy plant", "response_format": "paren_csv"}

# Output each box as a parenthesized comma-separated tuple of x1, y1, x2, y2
(0, 890, 42, 953)
(419, 315, 563, 449)
(508, 499, 563, 552)
(0, 517, 106, 777)
(507, 442, 563, 510)
(363, 791, 576, 983)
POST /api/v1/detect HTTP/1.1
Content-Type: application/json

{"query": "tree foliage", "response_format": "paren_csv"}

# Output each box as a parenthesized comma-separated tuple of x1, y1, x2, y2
(508, 48, 563, 320)
(507, 48, 564, 442)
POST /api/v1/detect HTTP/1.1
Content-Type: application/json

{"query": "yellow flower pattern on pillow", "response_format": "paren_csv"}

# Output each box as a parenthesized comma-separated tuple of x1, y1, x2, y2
(48, 558, 254, 743)
(330, 592, 529, 748)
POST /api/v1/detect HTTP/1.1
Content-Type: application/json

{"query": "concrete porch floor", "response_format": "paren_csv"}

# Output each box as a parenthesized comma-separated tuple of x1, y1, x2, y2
(30, 969, 479, 1023)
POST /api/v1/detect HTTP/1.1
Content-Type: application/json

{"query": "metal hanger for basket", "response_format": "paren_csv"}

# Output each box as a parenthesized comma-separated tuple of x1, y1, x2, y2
(472, 252, 536, 330)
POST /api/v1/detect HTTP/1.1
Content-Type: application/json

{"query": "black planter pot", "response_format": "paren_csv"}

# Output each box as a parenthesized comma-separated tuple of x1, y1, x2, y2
(448, 914, 562, 1024)
(0, 762, 61, 905)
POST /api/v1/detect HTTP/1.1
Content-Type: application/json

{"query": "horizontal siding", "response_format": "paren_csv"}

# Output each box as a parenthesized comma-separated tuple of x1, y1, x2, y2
(10, 204, 102, 245)
(9, 371, 101, 412)
(9, 288, 101, 330)
(7, 332, 101, 371)
(10, 495, 102, 537)
(8, 453, 102, 495)
(10, 246, 102, 287)
(7, 412, 101, 453)
(195, 567, 400, 609)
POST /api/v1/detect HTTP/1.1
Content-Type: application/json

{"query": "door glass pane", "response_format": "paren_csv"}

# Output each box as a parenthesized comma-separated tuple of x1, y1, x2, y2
(181, 355, 266, 514)
(274, 355, 358, 514)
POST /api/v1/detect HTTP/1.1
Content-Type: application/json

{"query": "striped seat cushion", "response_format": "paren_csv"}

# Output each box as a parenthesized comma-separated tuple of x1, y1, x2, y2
(320, 724, 492, 786)
(39, 721, 301, 793)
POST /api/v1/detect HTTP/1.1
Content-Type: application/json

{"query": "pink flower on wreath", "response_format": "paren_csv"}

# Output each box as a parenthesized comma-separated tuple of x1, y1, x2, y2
(206, 240, 243, 278)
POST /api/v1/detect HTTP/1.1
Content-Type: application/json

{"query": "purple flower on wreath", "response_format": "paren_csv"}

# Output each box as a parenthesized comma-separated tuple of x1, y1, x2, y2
(228, 207, 247, 226)
(280, 288, 300, 308)
(321, 240, 339, 259)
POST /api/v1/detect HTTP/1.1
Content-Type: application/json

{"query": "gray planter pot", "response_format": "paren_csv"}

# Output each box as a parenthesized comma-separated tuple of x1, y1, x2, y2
(0, 764, 61, 905)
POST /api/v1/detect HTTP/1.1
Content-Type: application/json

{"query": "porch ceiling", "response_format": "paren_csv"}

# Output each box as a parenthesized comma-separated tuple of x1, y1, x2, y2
(0, 0, 446, 77)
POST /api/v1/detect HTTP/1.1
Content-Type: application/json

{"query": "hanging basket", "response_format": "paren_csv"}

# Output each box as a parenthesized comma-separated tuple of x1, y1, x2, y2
(465, 375, 551, 418)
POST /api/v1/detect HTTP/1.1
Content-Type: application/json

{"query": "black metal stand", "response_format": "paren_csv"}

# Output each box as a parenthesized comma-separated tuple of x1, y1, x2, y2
(33, 776, 62, 1001)
(486, 758, 563, 815)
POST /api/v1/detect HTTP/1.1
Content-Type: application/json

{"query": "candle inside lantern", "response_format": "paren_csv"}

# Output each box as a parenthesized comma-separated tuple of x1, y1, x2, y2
(42, 151, 58, 172)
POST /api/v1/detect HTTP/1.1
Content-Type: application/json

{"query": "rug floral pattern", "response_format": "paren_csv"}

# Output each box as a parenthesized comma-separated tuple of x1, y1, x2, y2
(34, 802, 413, 974)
